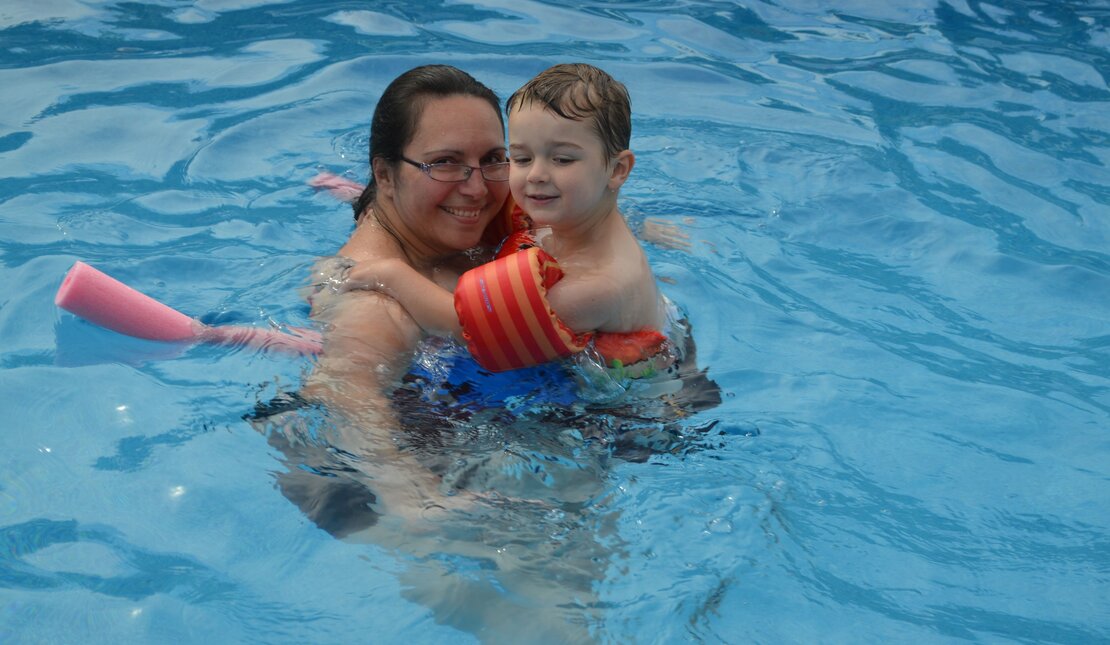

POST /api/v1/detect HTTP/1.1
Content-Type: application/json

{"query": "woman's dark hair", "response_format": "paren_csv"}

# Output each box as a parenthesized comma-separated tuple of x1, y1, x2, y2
(353, 65, 504, 220)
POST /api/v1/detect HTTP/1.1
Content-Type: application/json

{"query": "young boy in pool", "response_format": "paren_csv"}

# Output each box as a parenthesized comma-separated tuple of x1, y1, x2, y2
(346, 63, 670, 369)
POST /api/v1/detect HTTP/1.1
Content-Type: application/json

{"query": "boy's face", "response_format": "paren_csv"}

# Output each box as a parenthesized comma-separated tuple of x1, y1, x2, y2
(507, 104, 618, 230)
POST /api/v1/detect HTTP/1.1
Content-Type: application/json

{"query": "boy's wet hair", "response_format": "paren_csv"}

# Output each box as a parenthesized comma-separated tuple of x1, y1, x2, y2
(507, 63, 631, 159)
(354, 65, 503, 220)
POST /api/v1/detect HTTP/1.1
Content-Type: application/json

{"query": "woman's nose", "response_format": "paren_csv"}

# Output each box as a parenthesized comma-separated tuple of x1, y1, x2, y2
(457, 166, 489, 196)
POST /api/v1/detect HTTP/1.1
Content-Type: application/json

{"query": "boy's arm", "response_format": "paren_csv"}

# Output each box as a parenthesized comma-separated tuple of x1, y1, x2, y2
(544, 269, 624, 333)
(346, 258, 463, 339)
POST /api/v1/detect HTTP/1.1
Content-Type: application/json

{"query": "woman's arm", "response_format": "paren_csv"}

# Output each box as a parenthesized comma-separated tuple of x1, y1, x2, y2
(304, 289, 420, 406)
(300, 289, 459, 521)
(346, 258, 464, 341)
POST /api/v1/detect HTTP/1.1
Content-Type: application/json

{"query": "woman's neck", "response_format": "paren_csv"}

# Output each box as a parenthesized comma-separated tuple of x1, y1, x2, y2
(367, 201, 457, 273)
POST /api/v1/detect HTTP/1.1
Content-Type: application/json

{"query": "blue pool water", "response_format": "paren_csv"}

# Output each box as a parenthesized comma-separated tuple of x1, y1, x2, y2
(2, 1, 1108, 642)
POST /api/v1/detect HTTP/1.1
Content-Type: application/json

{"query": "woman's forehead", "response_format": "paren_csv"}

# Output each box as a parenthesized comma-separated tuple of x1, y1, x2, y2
(410, 96, 505, 152)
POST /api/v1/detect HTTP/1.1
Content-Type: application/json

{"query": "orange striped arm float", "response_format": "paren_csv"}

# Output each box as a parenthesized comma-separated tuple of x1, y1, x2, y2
(460, 200, 669, 372)
(594, 330, 668, 366)
(454, 247, 593, 372)
(454, 244, 672, 372)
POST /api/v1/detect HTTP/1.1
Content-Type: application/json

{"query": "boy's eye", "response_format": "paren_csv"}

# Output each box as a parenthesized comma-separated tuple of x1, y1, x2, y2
(510, 156, 531, 165)
(553, 157, 575, 165)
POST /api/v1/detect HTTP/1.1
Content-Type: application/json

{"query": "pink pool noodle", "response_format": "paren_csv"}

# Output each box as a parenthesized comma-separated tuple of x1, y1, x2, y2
(55, 261, 322, 356)
(56, 261, 197, 341)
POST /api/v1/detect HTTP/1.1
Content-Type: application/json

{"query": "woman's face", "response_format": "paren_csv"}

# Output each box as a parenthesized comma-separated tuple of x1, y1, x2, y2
(380, 95, 509, 258)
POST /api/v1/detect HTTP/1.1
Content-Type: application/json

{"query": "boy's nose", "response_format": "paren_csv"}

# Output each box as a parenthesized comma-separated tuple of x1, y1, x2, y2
(527, 161, 548, 183)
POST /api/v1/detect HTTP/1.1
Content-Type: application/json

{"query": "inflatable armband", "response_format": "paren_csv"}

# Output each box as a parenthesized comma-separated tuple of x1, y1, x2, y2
(593, 330, 668, 367)
(453, 247, 670, 372)
(454, 247, 592, 372)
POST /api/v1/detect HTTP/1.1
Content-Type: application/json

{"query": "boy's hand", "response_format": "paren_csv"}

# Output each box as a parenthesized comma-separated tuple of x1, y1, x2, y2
(344, 258, 403, 293)
(641, 217, 692, 252)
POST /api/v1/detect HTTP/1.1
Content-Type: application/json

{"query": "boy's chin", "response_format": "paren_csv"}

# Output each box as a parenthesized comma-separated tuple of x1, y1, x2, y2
(529, 215, 568, 231)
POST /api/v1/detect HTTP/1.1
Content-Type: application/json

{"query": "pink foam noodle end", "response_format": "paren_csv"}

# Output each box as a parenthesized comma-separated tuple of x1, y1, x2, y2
(55, 262, 200, 342)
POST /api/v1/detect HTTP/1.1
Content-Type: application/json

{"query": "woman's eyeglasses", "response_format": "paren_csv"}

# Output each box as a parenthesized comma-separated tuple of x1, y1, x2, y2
(400, 157, 510, 182)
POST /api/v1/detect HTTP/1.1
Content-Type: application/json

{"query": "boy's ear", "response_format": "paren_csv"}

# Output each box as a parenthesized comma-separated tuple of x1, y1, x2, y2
(372, 157, 394, 198)
(607, 150, 635, 191)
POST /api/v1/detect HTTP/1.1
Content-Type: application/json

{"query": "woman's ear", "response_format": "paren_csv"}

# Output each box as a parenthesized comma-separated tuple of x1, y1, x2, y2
(372, 157, 394, 199)
(607, 150, 635, 191)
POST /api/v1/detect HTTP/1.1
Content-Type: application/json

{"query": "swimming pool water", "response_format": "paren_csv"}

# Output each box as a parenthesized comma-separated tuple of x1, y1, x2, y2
(1, 1, 1108, 643)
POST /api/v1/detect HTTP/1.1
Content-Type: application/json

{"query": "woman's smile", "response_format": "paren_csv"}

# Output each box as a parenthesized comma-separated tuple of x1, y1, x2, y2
(441, 204, 484, 220)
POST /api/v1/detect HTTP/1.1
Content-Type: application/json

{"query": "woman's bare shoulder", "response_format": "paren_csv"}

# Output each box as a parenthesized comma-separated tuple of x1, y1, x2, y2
(339, 217, 405, 263)
(315, 290, 422, 368)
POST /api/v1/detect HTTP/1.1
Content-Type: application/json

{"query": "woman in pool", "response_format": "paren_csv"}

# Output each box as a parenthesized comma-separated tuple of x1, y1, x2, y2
(257, 65, 618, 641)
(255, 64, 719, 643)
(296, 66, 720, 481)
(295, 64, 513, 517)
